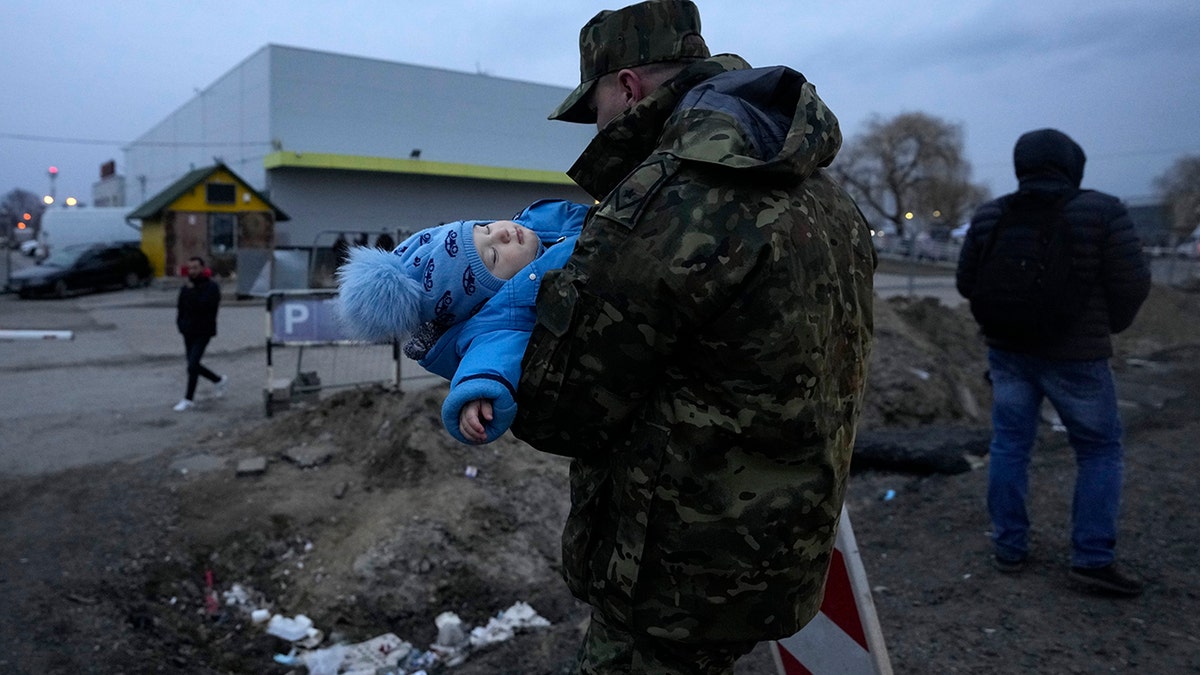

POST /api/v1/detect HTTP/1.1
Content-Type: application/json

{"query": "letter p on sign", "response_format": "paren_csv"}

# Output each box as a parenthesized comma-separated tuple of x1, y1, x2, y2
(284, 302, 310, 334)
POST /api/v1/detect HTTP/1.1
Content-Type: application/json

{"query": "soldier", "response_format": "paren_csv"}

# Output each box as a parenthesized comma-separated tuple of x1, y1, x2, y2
(512, 1, 876, 673)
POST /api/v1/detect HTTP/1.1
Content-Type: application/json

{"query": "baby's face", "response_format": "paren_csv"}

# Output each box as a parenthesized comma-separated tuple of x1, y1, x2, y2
(473, 220, 539, 280)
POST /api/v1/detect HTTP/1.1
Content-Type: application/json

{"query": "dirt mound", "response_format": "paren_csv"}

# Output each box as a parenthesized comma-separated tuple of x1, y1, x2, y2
(7, 283, 1197, 674)
(167, 385, 583, 672)
(1114, 281, 1200, 359)
(165, 283, 1200, 672)
(862, 296, 989, 428)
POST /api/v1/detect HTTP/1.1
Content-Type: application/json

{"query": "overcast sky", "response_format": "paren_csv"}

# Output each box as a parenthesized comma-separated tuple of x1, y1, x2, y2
(5, 0, 1199, 209)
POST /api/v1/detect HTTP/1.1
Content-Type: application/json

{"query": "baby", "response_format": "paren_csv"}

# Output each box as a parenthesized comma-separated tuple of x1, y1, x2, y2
(337, 199, 588, 444)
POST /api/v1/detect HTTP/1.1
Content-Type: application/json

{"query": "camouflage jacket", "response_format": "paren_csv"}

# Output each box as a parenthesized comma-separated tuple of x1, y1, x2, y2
(512, 55, 877, 642)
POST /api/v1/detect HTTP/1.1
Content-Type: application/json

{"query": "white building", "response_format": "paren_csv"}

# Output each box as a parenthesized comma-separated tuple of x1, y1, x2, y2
(124, 44, 594, 252)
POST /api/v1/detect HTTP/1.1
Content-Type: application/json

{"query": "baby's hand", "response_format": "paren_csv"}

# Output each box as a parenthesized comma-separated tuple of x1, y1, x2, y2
(459, 399, 495, 444)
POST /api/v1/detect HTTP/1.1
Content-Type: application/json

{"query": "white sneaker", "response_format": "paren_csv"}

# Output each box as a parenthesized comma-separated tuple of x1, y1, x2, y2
(214, 375, 228, 398)
(173, 399, 194, 412)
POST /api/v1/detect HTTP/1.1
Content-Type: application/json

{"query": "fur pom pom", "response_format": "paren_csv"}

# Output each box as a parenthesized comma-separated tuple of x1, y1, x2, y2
(335, 246, 425, 342)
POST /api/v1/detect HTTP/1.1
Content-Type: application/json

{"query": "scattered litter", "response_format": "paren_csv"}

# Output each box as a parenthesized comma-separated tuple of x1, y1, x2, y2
(403, 649, 440, 671)
(255, 603, 548, 672)
(267, 613, 314, 641)
(430, 612, 469, 665)
(464, 465, 478, 478)
(251, 608, 271, 623)
(435, 612, 468, 648)
(204, 570, 219, 615)
(907, 367, 931, 381)
(469, 601, 552, 649)
(302, 644, 346, 675)
(882, 489, 896, 501)
(273, 649, 301, 667)
(293, 632, 413, 675)
(222, 583, 251, 607)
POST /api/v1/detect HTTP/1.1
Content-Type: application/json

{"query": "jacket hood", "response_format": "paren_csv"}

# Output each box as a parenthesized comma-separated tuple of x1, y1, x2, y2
(661, 65, 841, 179)
(1013, 128, 1086, 190)
(567, 54, 842, 198)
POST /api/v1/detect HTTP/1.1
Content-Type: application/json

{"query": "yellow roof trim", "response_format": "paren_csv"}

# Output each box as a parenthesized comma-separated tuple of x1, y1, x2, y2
(263, 151, 575, 185)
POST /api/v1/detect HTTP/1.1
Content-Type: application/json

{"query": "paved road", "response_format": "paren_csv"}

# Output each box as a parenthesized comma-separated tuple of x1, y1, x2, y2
(0, 282, 428, 476)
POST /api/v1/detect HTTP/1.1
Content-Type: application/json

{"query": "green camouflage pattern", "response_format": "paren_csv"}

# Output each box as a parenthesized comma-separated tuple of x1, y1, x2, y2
(514, 54, 876, 643)
(576, 609, 756, 674)
(550, 0, 710, 123)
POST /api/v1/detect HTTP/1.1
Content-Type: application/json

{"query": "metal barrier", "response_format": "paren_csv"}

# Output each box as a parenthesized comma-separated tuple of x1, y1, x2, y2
(1153, 255, 1200, 288)
(873, 250, 1200, 306)
(264, 290, 414, 417)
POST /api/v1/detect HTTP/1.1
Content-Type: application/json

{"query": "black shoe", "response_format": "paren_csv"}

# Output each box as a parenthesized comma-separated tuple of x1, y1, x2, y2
(992, 554, 1027, 574)
(1069, 563, 1144, 596)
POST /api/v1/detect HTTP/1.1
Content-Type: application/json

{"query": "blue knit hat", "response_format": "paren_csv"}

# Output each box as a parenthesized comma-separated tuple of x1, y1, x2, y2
(335, 219, 509, 342)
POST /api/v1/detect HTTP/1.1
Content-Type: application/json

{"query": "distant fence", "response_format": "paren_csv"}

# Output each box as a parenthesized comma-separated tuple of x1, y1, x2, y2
(1152, 254, 1200, 288)
(237, 230, 409, 298)
(874, 250, 1200, 304)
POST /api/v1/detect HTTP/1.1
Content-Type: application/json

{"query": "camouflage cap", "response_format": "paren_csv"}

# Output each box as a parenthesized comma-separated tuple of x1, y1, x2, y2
(549, 0, 710, 124)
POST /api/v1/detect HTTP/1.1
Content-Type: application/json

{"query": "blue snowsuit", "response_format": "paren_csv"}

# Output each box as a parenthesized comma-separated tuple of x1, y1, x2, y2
(422, 229, 580, 444)
(337, 198, 587, 444)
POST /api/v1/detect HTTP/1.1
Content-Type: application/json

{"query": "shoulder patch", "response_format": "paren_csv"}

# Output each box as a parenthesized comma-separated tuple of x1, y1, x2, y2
(595, 157, 676, 230)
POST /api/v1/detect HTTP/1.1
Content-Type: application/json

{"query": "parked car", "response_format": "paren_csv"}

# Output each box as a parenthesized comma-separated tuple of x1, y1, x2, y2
(8, 242, 152, 299)
(19, 238, 46, 258)
(870, 223, 917, 256)
(1176, 237, 1200, 259)
(914, 226, 959, 261)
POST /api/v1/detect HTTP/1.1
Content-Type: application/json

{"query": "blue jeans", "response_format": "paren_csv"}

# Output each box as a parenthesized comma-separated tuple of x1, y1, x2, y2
(987, 349, 1125, 568)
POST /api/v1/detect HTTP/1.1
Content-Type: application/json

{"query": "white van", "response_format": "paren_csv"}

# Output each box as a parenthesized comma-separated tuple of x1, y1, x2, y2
(35, 208, 141, 258)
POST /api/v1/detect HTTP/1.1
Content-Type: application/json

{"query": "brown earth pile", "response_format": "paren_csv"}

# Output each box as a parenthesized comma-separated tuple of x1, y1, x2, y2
(2, 284, 1197, 674)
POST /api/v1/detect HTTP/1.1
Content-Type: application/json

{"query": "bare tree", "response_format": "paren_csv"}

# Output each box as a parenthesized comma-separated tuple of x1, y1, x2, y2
(1153, 155, 1200, 242)
(831, 112, 988, 237)
(1, 189, 46, 243)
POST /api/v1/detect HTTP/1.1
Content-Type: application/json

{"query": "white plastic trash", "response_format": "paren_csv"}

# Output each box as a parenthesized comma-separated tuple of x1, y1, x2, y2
(266, 613, 314, 641)
(469, 602, 551, 648)
(435, 611, 467, 648)
(302, 644, 347, 675)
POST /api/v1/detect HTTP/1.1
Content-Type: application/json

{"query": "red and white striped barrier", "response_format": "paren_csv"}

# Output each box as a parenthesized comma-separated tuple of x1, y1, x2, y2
(773, 507, 892, 675)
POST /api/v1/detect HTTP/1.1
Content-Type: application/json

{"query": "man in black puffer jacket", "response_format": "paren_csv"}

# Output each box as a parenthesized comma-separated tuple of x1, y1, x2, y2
(957, 128, 1150, 596)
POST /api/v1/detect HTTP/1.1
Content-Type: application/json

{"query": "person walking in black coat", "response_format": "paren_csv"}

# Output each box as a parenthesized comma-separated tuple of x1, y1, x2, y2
(174, 257, 226, 411)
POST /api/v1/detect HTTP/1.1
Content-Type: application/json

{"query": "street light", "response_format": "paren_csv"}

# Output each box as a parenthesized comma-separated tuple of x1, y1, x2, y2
(65, 197, 78, 207)
(43, 195, 54, 205)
